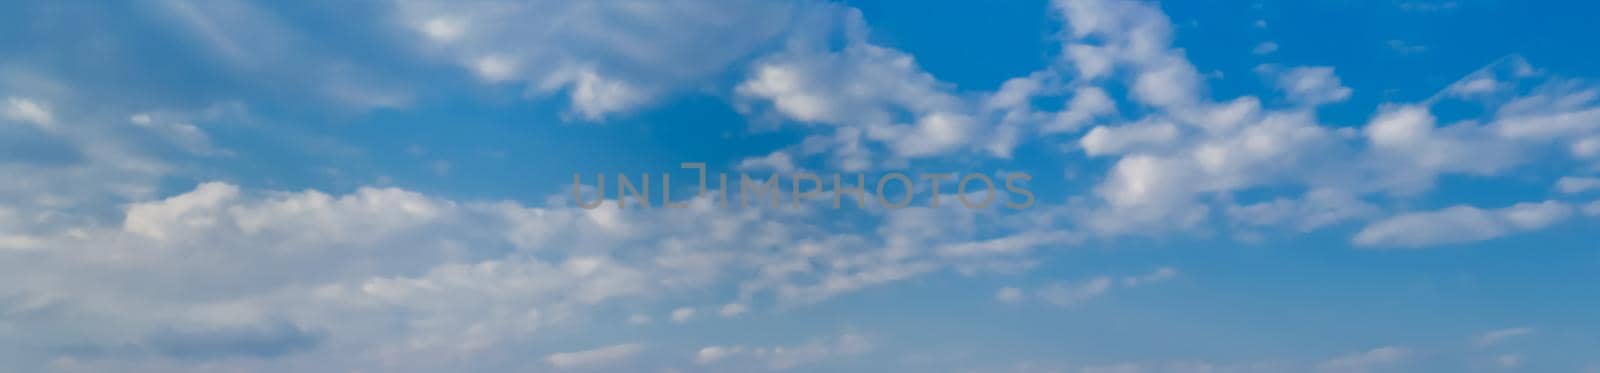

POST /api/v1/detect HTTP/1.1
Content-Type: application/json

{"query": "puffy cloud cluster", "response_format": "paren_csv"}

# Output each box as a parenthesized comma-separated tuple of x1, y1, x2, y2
(0, 178, 1068, 371)
(729, 0, 1600, 248)
(1046, 1, 1598, 244)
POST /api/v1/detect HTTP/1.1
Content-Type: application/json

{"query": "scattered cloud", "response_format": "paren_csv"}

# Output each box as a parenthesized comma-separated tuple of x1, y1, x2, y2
(1354, 201, 1573, 248)
(3, 0, 1598, 371)
(719, 303, 749, 317)
(1387, 40, 1429, 55)
(1037, 276, 1114, 307)
(3, 96, 54, 129)
(995, 287, 1025, 304)
(1252, 41, 1279, 55)
(695, 332, 873, 370)
(1556, 177, 1600, 194)
(671, 307, 697, 323)
(545, 343, 644, 368)
(1317, 346, 1410, 372)
(1266, 66, 1353, 105)
(392, 0, 824, 120)
(1030, 267, 1178, 307)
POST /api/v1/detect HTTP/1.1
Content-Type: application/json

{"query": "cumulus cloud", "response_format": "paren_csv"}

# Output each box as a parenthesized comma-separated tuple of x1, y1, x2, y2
(725, 0, 1600, 253)
(1265, 66, 1353, 105)
(1036, 0, 1600, 243)
(0, 84, 237, 245)
(1080, 120, 1180, 156)
(735, 25, 983, 164)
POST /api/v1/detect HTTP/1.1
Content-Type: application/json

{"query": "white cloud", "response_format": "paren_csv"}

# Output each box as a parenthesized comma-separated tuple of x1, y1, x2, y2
(737, 41, 958, 125)
(1252, 41, 1279, 55)
(1317, 346, 1409, 372)
(1490, 85, 1600, 141)
(1362, 105, 1528, 193)
(995, 287, 1025, 304)
(696, 332, 873, 370)
(1132, 57, 1203, 108)
(1556, 176, 1600, 194)
(719, 303, 749, 317)
(735, 33, 980, 163)
(1008, 267, 1179, 308)
(1268, 66, 1353, 105)
(122, 181, 242, 240)
(1497, 354, 1523, 368)
(1475, 327, 1534, 347)
(470, 55, 519, 83)
(671, 307, 696, 323)
(696, 345, 740, 364)
(395, 0, 816, 120)
(1387, 40, 1429, 55)
(1573, 137, 1600, 158)
(1228, 189, 1378, 232)
(1044, 87, 1117, 133)
(0, 178, 1052, 370)
(0, 83, 229, 244)
(1354, 201, 1573, 248)
(3, 96, 54, 129)
(737, 150, 798, 173)
(1036, 1, 1600, 243)
(544, 343, 643, 368)
(539, 65, 653, 121)
(1081, 120, 1180, 156)
(153, 0, 411, 110)
(1120, 267, 1178, 287)
(419, 17, 463, 42)
(936, 230, 1076, 258)
(1036, 277, 1114, 307)
(8, 0, 1600, 370)
(1448, 76, 1500, 97)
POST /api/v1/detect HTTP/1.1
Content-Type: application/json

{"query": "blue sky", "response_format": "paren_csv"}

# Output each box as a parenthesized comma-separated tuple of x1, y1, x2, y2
(2, 0, 1599, 372)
